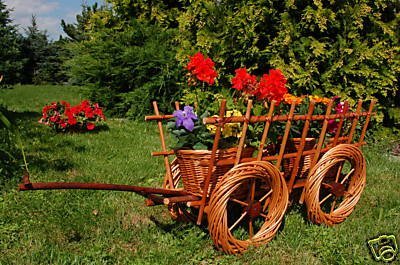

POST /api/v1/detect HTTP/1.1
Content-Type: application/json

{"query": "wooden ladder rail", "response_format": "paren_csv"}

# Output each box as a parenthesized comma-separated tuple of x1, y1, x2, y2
(299, 99, 334, 204)
(152, 101, 174, 189)
(235, 100, 253, 165)
(358, 100, 375, 144)
(347, 100, 363, 144)
(196, 99, 227, 225)
(256, 101, 276, 161)
(275, 102, 297, 169)
(332, 101, 349, 146)
(287, 101, 315, 192)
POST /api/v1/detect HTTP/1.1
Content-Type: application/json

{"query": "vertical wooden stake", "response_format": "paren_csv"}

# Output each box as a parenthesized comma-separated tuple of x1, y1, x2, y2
(276, 103, 296, 169)
(299, 99, 333, 204)
(359, 100, 375, 144)
(196, 100, 226, 225)
(162, 101, 181, 189)
(256, 101, 276, 161)
(347, 100, 363, 144)
(235, 100, 253, 166)
(287, 101, 315, 192)
(153, 101, 174, 189)
(332, 101, 349, 146)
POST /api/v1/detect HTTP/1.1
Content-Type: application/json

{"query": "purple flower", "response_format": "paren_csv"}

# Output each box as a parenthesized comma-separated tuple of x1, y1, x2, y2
(173, 106, 197, 132)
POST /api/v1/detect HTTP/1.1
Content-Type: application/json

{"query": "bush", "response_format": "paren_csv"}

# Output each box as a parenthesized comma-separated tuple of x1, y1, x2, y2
(65, 15, 182, 118)
(175, 1, 399, 104)
(65, 1, 399, 122)
(0, 106, 19, 185)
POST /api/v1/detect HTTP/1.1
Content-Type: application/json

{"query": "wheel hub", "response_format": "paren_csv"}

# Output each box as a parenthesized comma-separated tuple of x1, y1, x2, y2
(323, 182, 346, 197)
(247, 201, 262, 218)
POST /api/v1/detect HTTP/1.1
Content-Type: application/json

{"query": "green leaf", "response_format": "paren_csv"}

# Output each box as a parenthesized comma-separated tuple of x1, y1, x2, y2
(193, 142, 208, 150)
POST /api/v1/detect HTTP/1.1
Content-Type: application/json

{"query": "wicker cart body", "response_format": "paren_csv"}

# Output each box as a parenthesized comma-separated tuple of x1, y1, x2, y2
(144, 99, 375, 254)
(19, 98, 375, 254)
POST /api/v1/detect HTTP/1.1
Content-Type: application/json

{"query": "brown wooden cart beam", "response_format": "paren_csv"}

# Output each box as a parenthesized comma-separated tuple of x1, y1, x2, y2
(203, 111, 375, 125)
(19, 174, 191, 197)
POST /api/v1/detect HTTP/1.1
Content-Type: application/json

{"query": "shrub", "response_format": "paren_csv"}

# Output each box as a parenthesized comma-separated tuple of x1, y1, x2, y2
(65, 15, 182, 118)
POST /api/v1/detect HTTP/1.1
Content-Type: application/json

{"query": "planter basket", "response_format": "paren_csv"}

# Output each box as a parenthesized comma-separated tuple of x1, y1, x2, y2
(175, 148, 254, 196)
(283, 138, 316, 178)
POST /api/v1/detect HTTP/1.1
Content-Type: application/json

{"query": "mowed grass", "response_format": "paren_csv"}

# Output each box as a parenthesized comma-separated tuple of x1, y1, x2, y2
(1, 85, 399, 264)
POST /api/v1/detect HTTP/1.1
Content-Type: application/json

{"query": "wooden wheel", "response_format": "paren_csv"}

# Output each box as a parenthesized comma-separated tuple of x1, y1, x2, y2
(208, 161, 289, 254)
(166, 158, 198, 222)
(304, 144, 366, 226)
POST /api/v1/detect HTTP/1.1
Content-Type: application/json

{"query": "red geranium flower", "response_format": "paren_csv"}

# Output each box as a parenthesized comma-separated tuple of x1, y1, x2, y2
(256, 69, 287, 103)
(86, 122, 95, 131)
(231, 68, 257, 94)
(186, 52, 218, 85)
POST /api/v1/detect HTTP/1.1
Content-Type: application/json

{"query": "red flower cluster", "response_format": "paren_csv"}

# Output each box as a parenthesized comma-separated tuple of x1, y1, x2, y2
(231, 68, 288, 104)
(231, 68, 257, 94)
(39, 100, 106, 132)
(186, 52, 218, 85)
(257, 69, 288, 103)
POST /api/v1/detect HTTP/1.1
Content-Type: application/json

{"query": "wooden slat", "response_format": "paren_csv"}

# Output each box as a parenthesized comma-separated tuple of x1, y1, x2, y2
(235, 100, 253, 165)
(276, 102, 296, 169)
(256, 101, 276, 161)
(201, 141, 367, 167)
(196, 100, 227, 225)
(347, 100, 363, 144)
(152, 150, 175, 156)
(287, 101, 315, 192)
(203, 111, 373, 124)
(299, 99, 334, 203)
(145, 114, 175, 121)
(332, 101, 349, 146)
(359, 100, 375, 144)
(163, 195, 201, 205)
(153, 102, 174, 189)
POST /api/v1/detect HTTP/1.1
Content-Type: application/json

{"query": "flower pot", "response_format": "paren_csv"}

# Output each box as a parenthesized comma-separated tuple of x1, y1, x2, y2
(283, 138, 316, 179)
(175, 147, 254, 196)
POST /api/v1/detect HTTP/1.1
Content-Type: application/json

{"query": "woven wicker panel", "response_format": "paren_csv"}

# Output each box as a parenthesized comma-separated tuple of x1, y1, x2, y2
(283, 138, 316, 178)
(175, 148, 254, 196)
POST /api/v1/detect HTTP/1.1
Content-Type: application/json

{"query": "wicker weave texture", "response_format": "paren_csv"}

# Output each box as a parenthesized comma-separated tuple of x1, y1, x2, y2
(304, 144, 366, 226)
(283, 138, 316, 178)
(208, 161, 288, 254)
(175, 148, 254, 196)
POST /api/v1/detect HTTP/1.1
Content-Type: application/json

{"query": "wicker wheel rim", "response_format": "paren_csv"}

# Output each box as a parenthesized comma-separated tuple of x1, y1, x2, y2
(208, 161, 289, 254)
(305, 144, 366, 226)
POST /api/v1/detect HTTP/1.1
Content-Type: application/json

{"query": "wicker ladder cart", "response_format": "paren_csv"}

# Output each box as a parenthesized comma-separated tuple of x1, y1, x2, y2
(19, 98, 375, 254)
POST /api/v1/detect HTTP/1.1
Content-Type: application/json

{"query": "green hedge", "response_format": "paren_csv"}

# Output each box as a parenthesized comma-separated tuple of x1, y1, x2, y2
(65, 0, 399, 121)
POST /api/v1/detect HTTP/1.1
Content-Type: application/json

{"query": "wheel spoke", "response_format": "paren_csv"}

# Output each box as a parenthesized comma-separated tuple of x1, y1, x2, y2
(249, 220, 254, 238)
(260, 213, 268, 219)
(320, 194, 333, 205)
(250, 179, 256, 201)
(334, 162, 344, 183)
(230, 198, 248, 207)
(259, 189, 273, 203)
(340, 168, 355, 184)
(330, 199, 337, 213)
(229, 211, 247, 231)
(262, 197, 271, 212)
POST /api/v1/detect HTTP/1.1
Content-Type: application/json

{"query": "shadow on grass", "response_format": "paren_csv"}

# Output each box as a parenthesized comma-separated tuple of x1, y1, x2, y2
(4, 110, 88, 177)
(149, 215, 209, 238)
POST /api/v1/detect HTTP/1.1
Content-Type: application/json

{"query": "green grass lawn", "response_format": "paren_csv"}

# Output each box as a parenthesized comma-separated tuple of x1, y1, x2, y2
(1, 85, 399, 264)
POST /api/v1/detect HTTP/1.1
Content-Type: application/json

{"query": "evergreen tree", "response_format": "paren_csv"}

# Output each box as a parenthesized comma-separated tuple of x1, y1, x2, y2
(21, 15, 49, 83)
(0, 0, 23, 84)
(61, 3, 98, 41)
